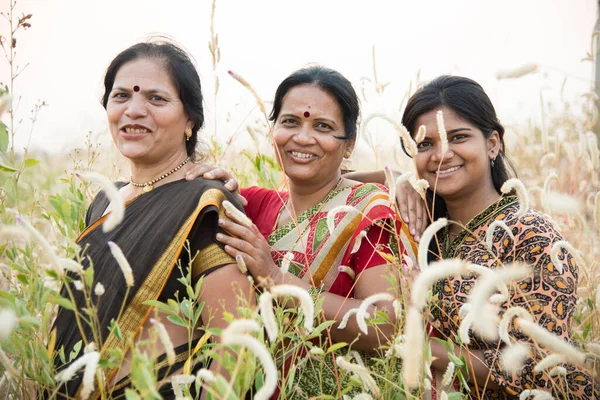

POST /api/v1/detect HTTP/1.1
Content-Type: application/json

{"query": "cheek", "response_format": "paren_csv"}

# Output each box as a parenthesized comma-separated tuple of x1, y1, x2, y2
(415, 155, 428, 177)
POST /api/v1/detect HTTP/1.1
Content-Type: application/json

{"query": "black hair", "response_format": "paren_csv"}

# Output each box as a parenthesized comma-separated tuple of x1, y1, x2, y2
(269, 66, 359, 141)
(101, 41, 205, 160)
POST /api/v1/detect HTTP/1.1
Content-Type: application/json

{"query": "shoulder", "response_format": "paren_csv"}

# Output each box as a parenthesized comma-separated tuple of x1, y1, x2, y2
(185, 178, 244, 211)
(503, 206, 564, 250)
(346, 182, 389, 201)
(240, 186, 281, 201)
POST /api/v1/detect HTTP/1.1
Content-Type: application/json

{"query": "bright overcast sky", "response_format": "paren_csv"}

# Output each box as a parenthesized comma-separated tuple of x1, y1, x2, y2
(1, 0, 597, 157)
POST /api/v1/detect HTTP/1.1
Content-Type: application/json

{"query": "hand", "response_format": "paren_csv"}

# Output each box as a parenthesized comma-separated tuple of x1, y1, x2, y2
(396, 179, 428, 242)
(186, 163, 247, 206)
(216, 212, 280, 282)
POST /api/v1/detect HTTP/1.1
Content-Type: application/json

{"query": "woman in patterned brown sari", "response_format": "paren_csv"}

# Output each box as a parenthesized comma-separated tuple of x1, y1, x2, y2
(402, 75, 598, 399)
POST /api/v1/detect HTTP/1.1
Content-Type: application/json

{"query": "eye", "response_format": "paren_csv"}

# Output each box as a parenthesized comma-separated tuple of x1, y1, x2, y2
(315, 122, 333, 131)
(416, 141, 431, 150)
(450, 134, 468, 142)
(111, 92, 128, 99)
(149, 95, 166, 102)
(281, 118, 298, 127)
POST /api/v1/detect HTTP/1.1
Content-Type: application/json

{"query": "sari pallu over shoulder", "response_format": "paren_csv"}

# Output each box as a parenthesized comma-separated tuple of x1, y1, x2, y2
(51, 178, 242, 399)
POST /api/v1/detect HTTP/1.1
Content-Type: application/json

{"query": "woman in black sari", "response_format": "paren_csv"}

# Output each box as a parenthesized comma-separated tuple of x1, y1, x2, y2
(51, 41, 251, 399)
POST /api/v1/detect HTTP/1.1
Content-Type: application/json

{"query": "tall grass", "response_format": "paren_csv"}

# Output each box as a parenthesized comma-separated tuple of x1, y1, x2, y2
(0, 1, 599, 399)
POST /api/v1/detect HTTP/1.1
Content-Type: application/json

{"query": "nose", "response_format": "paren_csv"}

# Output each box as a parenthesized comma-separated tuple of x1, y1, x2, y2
(431, 141, 453, 161)
(292, 123, 316, 144)
(124, 95, 147, 119)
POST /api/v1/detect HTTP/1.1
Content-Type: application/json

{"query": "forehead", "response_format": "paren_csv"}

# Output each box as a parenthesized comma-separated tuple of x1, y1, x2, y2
(415, 106, 475, 135)
(113, 57, 177, 92)
(281, 84, 342, 118)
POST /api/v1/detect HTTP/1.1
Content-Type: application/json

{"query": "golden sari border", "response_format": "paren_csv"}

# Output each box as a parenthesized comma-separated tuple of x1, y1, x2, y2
(87, 188, 227, 400)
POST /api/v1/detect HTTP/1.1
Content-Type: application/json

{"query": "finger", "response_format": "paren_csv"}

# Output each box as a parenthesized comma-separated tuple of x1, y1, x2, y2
(418, 203, 429, 240)
(219, 217, 257, 242)
(185, 164, 213, 180)
(396, 185, 410, 223)
(238, 194, 248, 207)
(216, 232, 255, 254)
(406, 194, 418, 238)
(204, 168, 235, 182)
(224, 179, 238, 192)
(414, 197, 425, 242)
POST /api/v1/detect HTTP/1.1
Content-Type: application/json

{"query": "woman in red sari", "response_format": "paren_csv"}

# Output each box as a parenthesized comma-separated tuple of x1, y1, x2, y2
(194, 66, 416, 397)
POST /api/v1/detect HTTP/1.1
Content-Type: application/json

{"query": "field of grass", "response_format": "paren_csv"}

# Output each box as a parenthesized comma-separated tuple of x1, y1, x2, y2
(0, 1, 599, 399)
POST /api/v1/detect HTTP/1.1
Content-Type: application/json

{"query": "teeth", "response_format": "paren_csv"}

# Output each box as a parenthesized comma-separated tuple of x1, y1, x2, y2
(437, 166, 461, 175)
(291, 151, 314, 159)
(124, 127, 149, 134)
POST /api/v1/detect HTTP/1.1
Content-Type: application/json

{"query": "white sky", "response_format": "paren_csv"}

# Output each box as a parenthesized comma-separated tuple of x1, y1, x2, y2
(1, 0, 597, 159)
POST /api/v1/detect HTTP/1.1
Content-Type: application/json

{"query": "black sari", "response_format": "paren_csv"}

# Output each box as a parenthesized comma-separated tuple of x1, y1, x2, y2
(51, 178, 243, 399)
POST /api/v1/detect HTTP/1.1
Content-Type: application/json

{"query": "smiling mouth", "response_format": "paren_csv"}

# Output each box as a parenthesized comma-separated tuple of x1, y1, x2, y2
(290, 151, 316, 160)
(123, 127, 150, 134)
(434, 165, 462, 175)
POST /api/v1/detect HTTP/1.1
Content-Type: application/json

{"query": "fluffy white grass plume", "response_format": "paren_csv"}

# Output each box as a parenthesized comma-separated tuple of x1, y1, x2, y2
(0, 225, 29, 241)
(338, 265, 356, 280)
(436, 110, 449, 155)
(356, 292, 394, 334)
(384, 166, 396, 205)
(411, 178, 430, 200)
(350, 351, 381, 397)
(516, 317, 586, 367)
(594, 191, 600, 226)
(73, 280, 84, 291)
(544, 192, 582, 215)
(270, 284, 314, 332)
(402, 306, 424, 389)
(499, 306, 534, 346)
(550, 240, 582, 274)
(395, 171, 414, 187)
(539, 152, 556, 168)
(0, 308, 17, 341)
(228, 70, 267, 116)
(55, 351, 100, 400)
(309, 347, 324, 356)
(338, 308, 369, 330)
(196, 368, 216, 383)
(15, 215, 63, 277)
(467, 264, 530, 341)
(59, 258, 84, 274)
(441, 361, 455, 388)
(467, 263, 509, 298)
(586, 342, 600, 355)
(549, 366, 567, 377)
(363, 114, 419, 158)
(495, 64, 538, 80)
(417, 218, 447, 270)
(280, 252, 294, 274)
(586, 132, 599, 171)
(108, 241, 134, 287)
(350, 230, 367, 254)
(411, 259, 468, 308)
(222, 320, 277, 400)
(490, 294, 507, 304)
(501, 342, 531, 374)
(392, 299, 402, 320)
(534, 354, 567, 373)
(350, 394, 373, 400)
(222, 200, 253, 228)
(259, 291, 278, 342)
(501, 179, 529, 216)
(0, 346, 18, 379)
(459, 307, 475, 344)
(336, 355, 380, 397)
(327, 206, 359, 234)
(519, 389, 554, 400)
(77, 172, 124, 233)
(485, 220, 514, 251)
(170, 374, 195, 400)
(150, 318, 175, 366)
(415, 125, 426, 144)
(235, 255, 247, 274)
(440, 391, 449, 400)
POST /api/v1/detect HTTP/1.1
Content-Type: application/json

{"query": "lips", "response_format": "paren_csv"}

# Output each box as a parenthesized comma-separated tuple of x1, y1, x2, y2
(120, 124, 152, 139)
(433, 165, 462, 176)
(288, 150, 317, 161)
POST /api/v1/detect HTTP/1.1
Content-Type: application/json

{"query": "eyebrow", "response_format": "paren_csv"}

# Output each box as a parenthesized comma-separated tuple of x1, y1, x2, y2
(279, 113, 338, 125)
(112, 86, 169, 95)
(447, 127, 472, 134)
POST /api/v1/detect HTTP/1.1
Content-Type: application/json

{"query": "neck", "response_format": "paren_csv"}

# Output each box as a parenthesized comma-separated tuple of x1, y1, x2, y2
(287, 173, 342, 215)
(444, 182, 501, 234)
(130, 151, 190, 187)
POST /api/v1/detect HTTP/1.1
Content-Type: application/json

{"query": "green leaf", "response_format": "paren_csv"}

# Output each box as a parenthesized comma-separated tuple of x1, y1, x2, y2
(84, 267, 94, 287)
(167, 315, 188, 327)
(19, 316, 41, 329)
(325, 342, 348, 354)
(0, 121, 7, 153)
(53, 297, 75, 311)
(448, 352, 464, 367)
(144, 300, 173, 315)
(69, 340, 82, 361)
(167, 298, 180, 314)
(125, 389, 142, 400)
(0, 163, 16, 172)
(180, 299, 192, 319)
(109, 319, 123, 340)
(23, 158, 39, 168)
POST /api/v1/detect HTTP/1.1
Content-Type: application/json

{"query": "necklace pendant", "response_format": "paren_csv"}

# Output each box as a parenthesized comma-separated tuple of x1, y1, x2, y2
(143, 184, 153, 192)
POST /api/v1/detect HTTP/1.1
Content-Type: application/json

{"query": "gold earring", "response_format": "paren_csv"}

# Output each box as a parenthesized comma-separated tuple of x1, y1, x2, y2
(344, 151, 352, 159)
(185, 127, 193, 141)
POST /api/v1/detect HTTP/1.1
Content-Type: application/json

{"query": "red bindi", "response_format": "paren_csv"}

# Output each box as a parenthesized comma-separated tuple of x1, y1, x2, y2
(304, 111, 310, 118)
(133, 85, 140, 92)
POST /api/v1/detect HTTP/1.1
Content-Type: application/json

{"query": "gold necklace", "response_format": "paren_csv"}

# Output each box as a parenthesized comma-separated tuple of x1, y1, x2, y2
(130, 156, 190, 192)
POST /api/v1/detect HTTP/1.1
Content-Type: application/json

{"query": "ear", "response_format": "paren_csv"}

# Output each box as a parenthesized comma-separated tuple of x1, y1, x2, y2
(487, 131, 501, 159)
(186, 120, 194, 131)
(345, 136, 356, 155)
